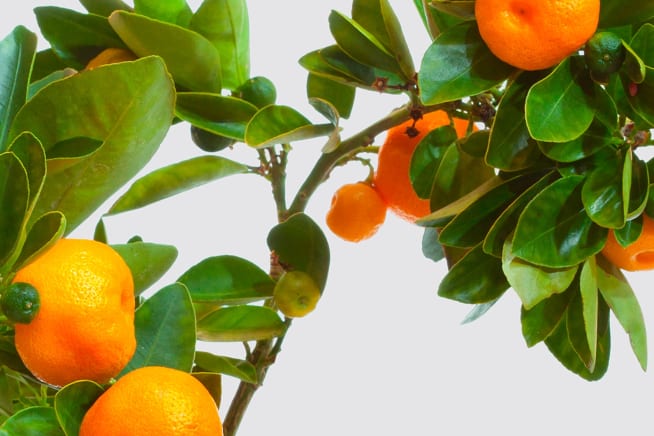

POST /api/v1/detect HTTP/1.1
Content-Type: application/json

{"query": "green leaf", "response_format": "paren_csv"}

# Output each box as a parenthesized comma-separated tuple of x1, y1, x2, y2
(79, 0, 131, 17)
(109, 10, 221, 92)
(178, 255, 275, 305)
(45, 136, 104, 176)
(409, 125, 457, 199)
(418, 21, 514, 104)
(307, 73, 355, 120)
(106, 156, 249, 216)
(521, 288, 574, 347)
(615, 214, 643, 247)
(244, 105, 334, 148)
(537, 119, 617, 163)
(15, 212, 66, 270)
(437, 243, 509, 304)
(0, 152, 29, 269)
(190, 0, 250, 90)
(197, 305, 285, 341)
(54, 380, 103, 436)
(525, 57, 596, 142)
(599, 0, 654, 27)
(0, 26, 36, 152)
(581, 148, 626, 228)
(597, 257, 648, 371)
(579, 257, 599, 369)
(623, 67, 654, 126)
(8, 132, 46, 214)
(175, 92, 257, 141)
(502, 240, 578, 310)
(626, 150, 649, 219)
(267, 213, 330, 291)
(34, 6, 126, 69)
(194, 351, 257, 384)
(111, 242, 179, 295)
(134, 0, 192, 26)
(0, 406, 64, 436)
(622, 40, 647, 84)
(567, 287, 595, 370)
(486, 71, 546, 170)
(511, 175, 608, 268)
(421, 227, 445, 262)
(328, 10, 402, 76)
(459, 129, 489, 158)
(121, 283, 196, 375)
(461, 300, 498, 324)
(9, 57, 175, 233)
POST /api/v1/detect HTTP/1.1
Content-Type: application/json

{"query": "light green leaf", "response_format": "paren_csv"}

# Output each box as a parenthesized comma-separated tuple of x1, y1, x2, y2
(244, 105, 334, 148)
(111, 241, 179, 295)
(194, 351, 257, 384)
(54, 380, 103, 436)
(0, 406, 64, 436)
(579, 257, 599, 368)
(197, 305, 286, 342)
(134, 0, 192, 26)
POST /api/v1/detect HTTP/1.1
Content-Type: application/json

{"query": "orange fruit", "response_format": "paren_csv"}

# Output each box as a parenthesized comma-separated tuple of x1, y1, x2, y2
(11, 238, 136, 387)
(602, 215, 654, 271)
(84, 47, 138, 71)
(373, 110, 469, 222)
(79, 366, 223, 436)
(475, 0, 600, 71)
(326, 182, 387, 242)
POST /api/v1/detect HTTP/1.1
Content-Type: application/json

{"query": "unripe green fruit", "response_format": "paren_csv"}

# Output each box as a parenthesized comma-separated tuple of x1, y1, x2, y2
(273, 271, 321, 318)
(190, 126, 236, 152)
(585, 31, 626, 83)
(1, 282, 40, 324)
(236, 76, 277, 108)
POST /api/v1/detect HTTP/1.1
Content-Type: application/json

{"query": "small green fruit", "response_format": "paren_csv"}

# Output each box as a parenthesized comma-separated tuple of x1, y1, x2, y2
(1, 282, 40, 324)
(190, 126, 236, 152)
(236, 76, 277, 108)
(585, 31, 626, 83)
(273, 271, 321, 318)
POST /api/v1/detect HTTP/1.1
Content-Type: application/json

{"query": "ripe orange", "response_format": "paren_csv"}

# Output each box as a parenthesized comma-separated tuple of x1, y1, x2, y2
(84, 47, 138, 71)
(602, 215, 654, 271)
(475, 0, 600, 71)
(79, 366, 223, 436)
(373, 110, 469, 222)
(326, 182, 387, 242)
(11, 238, 136, 387)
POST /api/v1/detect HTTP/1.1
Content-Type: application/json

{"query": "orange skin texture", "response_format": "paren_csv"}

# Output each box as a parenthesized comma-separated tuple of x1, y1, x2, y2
(326, 182, 387, 242)
(373, 110, 470, 222)
(475, 0, 600, 71)
(12, 238, 136, 387)
(80, 366, 223, 436)
(602, 215, 654, 271)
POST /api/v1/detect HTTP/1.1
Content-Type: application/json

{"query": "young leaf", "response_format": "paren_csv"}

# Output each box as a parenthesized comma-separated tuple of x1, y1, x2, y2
(0, 406, 64, 436)
(54, 380, 103, 436)
(418, 21, 514, 104)
(109, 10, 222, 92)
(244, 105, 334, 148)
(121, 283, 196, 375)
(511, 175, 608, 268)
(525, 57, 596, 142)
(134, 0, 192, 26)
(194, 351, 257, 384)
(196, 305, 285, 342)
(106, 156, 249, 216)
(111, 242, 179, 295)
(79, 0, 131, 17)
(0, 26, 36, 152)
(178, 255, 275, 305)
(579, 257, 599, 369)
(190, 0, 250, 90)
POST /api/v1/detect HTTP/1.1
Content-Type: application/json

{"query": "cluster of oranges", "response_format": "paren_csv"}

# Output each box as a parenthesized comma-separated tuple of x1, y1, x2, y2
(4, 238, 223, 435)
(326, 110, 469, 243)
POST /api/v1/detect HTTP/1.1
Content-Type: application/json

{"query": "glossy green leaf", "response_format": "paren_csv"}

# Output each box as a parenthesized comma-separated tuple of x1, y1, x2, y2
(0, 152, 29, 269)
(34, 6, 126, 68)
(244, 105, 334, 148)
(0, 26, 36, 152)
(267, 213, 330, 291)
(525, 57, 596, 142)
(599, 0, 654, 28)
(503, 240, 578, 310)
(566, 284, 595, 370)
(15, 212, 66, 270)
(486, 71, 546, 170)
(579, 257, 599, 368)
(194, 351, 257, 384)
(197, 305, 285, 342)
(437, 243, 509, 304)
(299, 47, 374, 88)
(439, 172, 543, 248)
(79, 0, 131, 16)
(629, 23, 654, 67)
(307, 73, 355, 120)
(111, 242, 179, 295)
(178, 255, 275, 305)
(352, 0, 416, 79)
(593, 82, 619, 130)
(512, 175, 608, 268)
(459, 130, 489, 158)
(622, 40, 647, 84)
(9, 57, 175, 233)
(623, 67, 654, 126)
(328, 10, 401, 76)
(107, 155, 249, 216)
(521, 288, 574, 347)
(45, 136, 104, 176)
(0, 407, 64, 436)
(409, 125, 457, 199)
(134, 0, 192, 26)
(626, 149, 650, 219)
(8, 132, 46, 213)
(54, 380, 103, 436)
(537, 119, 617, 163)
(109, 10, 221, 92)
(581, 148, 626, 228)
(418, 21, 514, 104)
(483, 171, 558, 257)
(430, 142, 495, 211)
(190, 0, 249, 90)
(597, 257, 648, 371)
(175, 92, 257, 140)
(121, 283, 196, 375)
(614, 214, 643, 247)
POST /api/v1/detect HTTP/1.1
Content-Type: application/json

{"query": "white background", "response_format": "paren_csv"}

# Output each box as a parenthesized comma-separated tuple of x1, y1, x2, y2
(4, 1, 654, 435)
